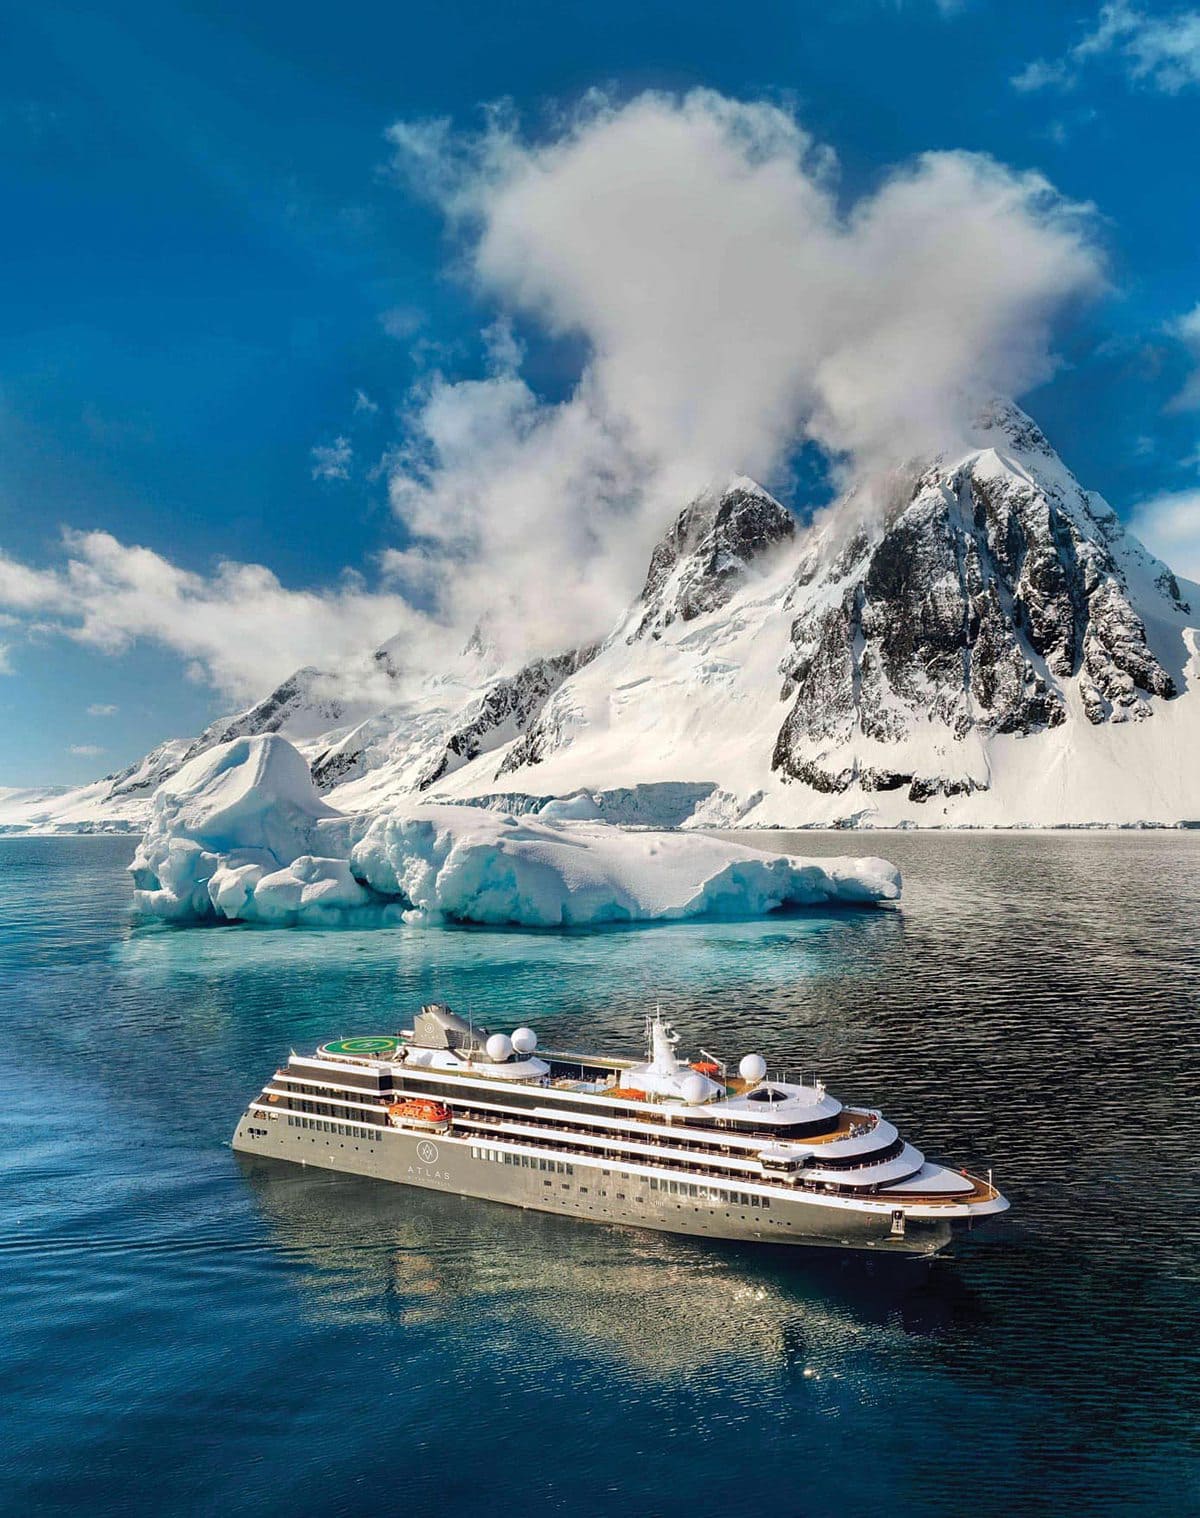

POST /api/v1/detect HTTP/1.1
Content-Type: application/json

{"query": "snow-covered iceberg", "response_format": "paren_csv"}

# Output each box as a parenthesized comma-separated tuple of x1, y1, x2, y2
(130, 735, 900, 927)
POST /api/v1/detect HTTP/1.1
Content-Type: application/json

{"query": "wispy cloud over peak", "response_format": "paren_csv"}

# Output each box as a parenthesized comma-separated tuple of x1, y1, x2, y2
(380, 89, 1103, 658)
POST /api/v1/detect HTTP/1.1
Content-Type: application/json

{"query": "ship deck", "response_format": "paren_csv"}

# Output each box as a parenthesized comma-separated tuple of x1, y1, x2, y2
(882, 1171, 1001, 1207)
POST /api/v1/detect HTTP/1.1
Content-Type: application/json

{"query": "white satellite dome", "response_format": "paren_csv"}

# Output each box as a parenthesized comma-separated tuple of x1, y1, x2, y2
(680, 1073, 709, 1106)
(511, 1026, 538, 1055)
(739, 1053, 767, 1084)
(485, 1033, 513, 1063)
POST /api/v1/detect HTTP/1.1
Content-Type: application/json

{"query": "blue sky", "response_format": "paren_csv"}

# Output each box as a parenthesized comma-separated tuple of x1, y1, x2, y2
(3, 0, 1200, 786)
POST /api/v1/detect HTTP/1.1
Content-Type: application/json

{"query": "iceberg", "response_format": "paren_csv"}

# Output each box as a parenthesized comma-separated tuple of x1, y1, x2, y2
(130, 735, 900, 927)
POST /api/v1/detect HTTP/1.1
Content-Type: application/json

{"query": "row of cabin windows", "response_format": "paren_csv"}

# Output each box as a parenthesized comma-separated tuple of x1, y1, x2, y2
(287, 1115, 382, 1141)
(459, 1121, 878, 1199)
(650, 1175, 771, 1208)
(285, 1097, 383, 1125)
(471, 1146, 573, 1174)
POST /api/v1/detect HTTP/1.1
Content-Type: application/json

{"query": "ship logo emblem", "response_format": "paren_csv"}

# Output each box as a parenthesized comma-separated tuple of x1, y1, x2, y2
(416, 1140, 439, 1164)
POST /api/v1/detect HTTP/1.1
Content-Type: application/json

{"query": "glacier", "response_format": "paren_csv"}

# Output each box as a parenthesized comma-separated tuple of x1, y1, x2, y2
(129, 735, 900, 928)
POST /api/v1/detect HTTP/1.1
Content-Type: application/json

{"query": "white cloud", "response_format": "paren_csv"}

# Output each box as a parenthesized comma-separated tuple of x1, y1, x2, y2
(87, 702, 118, 716)
(1131, 489, 1200, 580)
(0, 90, 1111, 712)
(353, 388, 379, 416)
(380, 305, 425, 340)
(1077, 2, 1200, 90)
(1166, 303, 1200, 412)
(1011, 58, 1074, 93)
(383, 89, 1103, 656)
(1014, 3, 1200, 94)
(0, 532, 428, 705)
(0, 643, 12, 675)
(69, 743, 105, 757)
(310, 435, 353, 481)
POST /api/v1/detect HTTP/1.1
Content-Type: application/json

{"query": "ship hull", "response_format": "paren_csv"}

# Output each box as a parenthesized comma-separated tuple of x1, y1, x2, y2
(232, 1112, 956, 1257)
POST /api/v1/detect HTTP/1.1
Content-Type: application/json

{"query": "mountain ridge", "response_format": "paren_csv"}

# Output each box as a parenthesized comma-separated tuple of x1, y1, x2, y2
(5, 404, 1198, 833)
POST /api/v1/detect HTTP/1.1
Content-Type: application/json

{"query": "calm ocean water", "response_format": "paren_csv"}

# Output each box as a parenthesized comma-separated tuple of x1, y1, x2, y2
(1, 832, 1197, 1517)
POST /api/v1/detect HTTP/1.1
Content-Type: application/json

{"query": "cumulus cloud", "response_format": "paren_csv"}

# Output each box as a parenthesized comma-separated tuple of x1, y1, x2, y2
(1015, 3, 1200, 94)
(0, 532, 427, 705)
(310, 435, 353, 481)
(382, 89, 1102, 655)
(1131, 490, 1200, 581)
(0, 89, 1109, 709)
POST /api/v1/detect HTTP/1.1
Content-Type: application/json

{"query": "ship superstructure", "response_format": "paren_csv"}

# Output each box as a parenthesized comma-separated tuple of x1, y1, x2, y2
(233, 1004, 1008, 1255)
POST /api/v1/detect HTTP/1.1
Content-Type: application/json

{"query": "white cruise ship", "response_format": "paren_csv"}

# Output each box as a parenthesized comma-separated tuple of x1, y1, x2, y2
(233, 1004, 1009, 1256)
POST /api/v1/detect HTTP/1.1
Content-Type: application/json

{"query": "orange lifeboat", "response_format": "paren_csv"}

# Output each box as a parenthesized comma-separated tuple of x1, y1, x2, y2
(691, 1061, 720, 1076)
(387, 1098, 451, 1131)
(608, 1087, 648, 1101)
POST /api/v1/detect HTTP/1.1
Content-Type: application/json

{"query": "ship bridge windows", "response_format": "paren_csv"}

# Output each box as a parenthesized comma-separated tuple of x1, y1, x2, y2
(745, 1087, 789, 1103)
(809, 1136, 905, 1171)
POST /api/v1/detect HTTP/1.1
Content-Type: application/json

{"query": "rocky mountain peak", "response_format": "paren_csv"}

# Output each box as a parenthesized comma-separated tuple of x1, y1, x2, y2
(633, 478, 795, 639)
(970, 398, 1058, 461)
(772, 432, 1182, 802)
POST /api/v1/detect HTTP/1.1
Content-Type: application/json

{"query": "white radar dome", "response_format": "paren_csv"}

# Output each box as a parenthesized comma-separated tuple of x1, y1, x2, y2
(485, 1033, 513, 1062)
(511, 1027, 538, 1055)
(739, 1053, 767, 1084)
(681, 1073, 709, 1106)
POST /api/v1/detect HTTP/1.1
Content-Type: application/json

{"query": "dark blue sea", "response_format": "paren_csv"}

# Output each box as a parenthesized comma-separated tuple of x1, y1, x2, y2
(2, 832, 1198, 1518)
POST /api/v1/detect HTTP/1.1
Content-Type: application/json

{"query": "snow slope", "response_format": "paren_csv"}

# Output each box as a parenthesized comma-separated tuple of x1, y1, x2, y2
(130, 734, 900, 926)
(10, 404, 1200, 831)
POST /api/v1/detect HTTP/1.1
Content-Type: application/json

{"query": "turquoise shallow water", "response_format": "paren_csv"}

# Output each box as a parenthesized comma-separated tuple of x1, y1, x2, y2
(1, 832, 1198, 1517)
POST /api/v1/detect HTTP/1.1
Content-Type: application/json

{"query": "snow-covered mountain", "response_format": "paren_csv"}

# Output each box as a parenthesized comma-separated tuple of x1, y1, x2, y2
(6, 404, 1198, 832)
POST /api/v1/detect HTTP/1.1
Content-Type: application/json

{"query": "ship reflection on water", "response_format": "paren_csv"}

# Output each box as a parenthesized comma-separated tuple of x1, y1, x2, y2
(238, 1155, 986, 1379)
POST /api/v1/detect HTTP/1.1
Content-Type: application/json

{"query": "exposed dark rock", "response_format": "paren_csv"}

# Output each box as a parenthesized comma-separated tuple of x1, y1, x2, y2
(633, 481, 794, 639)
(421, 644, 598, 789)
(773, 430, 1176, 796)
(908, 775, 986, 804)
(859, 768, 913, 793)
